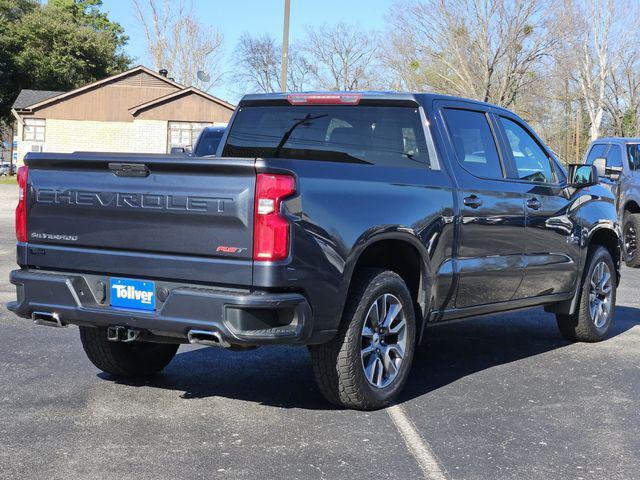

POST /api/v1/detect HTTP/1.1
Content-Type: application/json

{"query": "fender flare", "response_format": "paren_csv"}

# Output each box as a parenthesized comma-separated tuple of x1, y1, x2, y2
(548, 223, 620, 316)
(337, 229, 435, 323)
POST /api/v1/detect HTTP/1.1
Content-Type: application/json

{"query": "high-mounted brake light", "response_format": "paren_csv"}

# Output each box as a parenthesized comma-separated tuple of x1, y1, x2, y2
(15, 166, 28, 243)
(253, 173, 296, 261)
(287, 93, 361, 105)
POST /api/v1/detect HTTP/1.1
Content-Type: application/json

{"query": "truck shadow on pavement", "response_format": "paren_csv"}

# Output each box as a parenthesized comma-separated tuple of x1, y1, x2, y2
(100, 306, 640, 409)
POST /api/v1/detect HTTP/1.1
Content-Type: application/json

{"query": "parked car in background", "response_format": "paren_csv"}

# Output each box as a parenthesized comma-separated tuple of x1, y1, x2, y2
(0, 162, 15, 176)
(167, 126, 226, 157)
(9, 92, 621, 410)
(192, 126, 226, 157)
(583, 138, 640, 267)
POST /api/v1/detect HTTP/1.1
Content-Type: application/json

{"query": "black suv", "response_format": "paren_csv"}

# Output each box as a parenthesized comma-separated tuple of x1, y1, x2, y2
(9, 92, 620, 409)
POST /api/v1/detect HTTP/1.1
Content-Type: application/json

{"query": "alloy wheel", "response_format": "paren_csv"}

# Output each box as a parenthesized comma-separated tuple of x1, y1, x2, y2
(360, 293, 407, 388)
(588, 261, 613, 329)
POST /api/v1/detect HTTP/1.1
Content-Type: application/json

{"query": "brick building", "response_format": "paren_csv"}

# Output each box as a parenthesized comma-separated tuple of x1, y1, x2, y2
(10, 66, 235, 165)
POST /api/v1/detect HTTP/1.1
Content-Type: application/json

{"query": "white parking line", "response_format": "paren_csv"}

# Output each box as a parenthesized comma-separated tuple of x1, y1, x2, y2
(386, 404, 448, 480)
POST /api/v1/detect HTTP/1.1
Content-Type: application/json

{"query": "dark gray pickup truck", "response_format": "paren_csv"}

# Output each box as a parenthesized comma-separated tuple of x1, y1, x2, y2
(9, 92, 621, 409)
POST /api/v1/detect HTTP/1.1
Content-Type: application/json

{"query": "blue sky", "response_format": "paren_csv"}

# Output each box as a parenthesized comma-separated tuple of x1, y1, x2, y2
(101, 0, 395, 102)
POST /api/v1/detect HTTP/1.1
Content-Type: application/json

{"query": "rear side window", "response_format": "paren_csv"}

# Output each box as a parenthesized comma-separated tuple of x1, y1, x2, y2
(628, 144, 640, 170)
(500, 117, 555, 183)
(442, 108, 503, 178)
(585, 144, 608, 164)
(222, 105, 430, 167)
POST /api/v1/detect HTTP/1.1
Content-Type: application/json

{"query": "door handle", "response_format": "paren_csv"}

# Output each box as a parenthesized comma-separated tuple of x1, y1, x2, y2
(463, 195, 483, 208)
(526, 198, 542, 210)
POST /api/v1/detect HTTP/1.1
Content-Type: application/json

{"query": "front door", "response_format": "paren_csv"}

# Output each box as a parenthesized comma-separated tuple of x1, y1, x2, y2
(436, 104, 527, 308)
(495, 115, 579, 297)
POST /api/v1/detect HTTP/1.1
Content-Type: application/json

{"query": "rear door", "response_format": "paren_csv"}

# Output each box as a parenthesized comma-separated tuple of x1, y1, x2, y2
(435, 101, 526, 308)
(494, 114, 579, 297)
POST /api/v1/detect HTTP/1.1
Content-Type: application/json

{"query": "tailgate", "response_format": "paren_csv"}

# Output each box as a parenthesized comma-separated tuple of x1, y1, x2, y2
(24, 153, 255, 284)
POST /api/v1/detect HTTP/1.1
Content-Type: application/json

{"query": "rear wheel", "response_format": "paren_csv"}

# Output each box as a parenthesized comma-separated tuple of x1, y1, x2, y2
(309, 269, 416, 410)
(79, 326, 179, 377)
(556, 246, 616, 342)
(623, 212, 640, 267)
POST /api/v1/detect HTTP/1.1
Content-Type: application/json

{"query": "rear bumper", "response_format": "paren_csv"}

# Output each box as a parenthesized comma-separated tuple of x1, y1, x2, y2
(8, 269, 333, 346)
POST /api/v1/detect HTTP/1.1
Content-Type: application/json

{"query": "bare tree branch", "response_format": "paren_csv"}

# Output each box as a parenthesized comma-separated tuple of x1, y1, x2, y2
(133, 0, 224, 91)
(304, 23, 381, 91)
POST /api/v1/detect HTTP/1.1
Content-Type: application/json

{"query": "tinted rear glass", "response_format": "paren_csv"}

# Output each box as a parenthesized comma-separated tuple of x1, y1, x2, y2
(222, 105, 430, 167)
(194, 129, 224, 156)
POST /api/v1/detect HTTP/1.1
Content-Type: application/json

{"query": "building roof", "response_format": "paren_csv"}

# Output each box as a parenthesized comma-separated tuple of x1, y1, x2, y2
(12, 90, 65, 110)
(128, 86, 235, 115)
(14, 66, 185, 113)
(11, 65, 235, 125)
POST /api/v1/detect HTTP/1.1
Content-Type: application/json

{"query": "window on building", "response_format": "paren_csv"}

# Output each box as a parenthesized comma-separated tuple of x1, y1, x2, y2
(23, 119, 45, 142)
(168, 122, 211, 152)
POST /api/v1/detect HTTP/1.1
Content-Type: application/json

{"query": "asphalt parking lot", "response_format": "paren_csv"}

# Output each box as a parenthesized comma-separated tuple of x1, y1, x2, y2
(1, 183, 639, 480)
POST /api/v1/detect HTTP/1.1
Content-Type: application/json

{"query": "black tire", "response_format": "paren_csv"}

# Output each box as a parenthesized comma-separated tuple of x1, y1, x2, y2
(309, 269, 416, 410)
(79, 326, 179, 376)
(623, 212, 640, 267)
(556, 246, 616, 342)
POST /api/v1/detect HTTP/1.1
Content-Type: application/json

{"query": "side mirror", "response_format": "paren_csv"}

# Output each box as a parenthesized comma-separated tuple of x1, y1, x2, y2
(592, 157, 607, 177)
(569, 164, 599, 188)
(170, 147, 186, 155)
(606, 165, 623, 181)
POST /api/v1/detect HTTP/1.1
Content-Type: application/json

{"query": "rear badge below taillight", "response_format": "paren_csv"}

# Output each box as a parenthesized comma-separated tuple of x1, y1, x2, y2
(216, 246, 247, 254)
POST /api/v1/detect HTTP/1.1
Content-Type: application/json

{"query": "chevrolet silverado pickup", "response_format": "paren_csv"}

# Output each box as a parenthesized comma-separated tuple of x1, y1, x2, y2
(8, 92, 621, 410)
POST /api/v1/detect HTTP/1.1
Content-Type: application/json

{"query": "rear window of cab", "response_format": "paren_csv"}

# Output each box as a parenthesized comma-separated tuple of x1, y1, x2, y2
(222, 105, 431, 168)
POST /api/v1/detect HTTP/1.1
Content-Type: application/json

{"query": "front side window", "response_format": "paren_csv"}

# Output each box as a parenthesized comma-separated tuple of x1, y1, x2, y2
(627, 144, 640, 170)
(442, 108, 503, 178)
(585, 144, 608, 164)
(223, 105, 430, 168)
(168, 121, 211, 152)
(500, 117, 555, 183)
(23, 118, 45, 142)
(606, 144, 623, 168)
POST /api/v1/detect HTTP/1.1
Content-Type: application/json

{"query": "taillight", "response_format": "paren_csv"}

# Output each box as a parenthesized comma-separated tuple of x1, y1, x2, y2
(287, 93, 361, 105)
(253, 173, 296, 261)
(15, 166, 28, 242)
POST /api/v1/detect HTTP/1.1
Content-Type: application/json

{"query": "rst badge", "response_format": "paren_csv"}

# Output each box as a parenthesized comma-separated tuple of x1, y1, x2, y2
(110, 278, 155, 311)
(216, 246, 247, 254)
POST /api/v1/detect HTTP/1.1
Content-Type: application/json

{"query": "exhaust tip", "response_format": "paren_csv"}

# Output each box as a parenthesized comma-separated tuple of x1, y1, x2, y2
(187, 329, 231, 348)
(31, 311, 66, 328)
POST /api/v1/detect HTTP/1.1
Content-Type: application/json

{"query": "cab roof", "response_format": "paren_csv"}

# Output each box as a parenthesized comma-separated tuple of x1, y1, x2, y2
(593, 137, 640, 145)
(238, 91, 513, 114)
